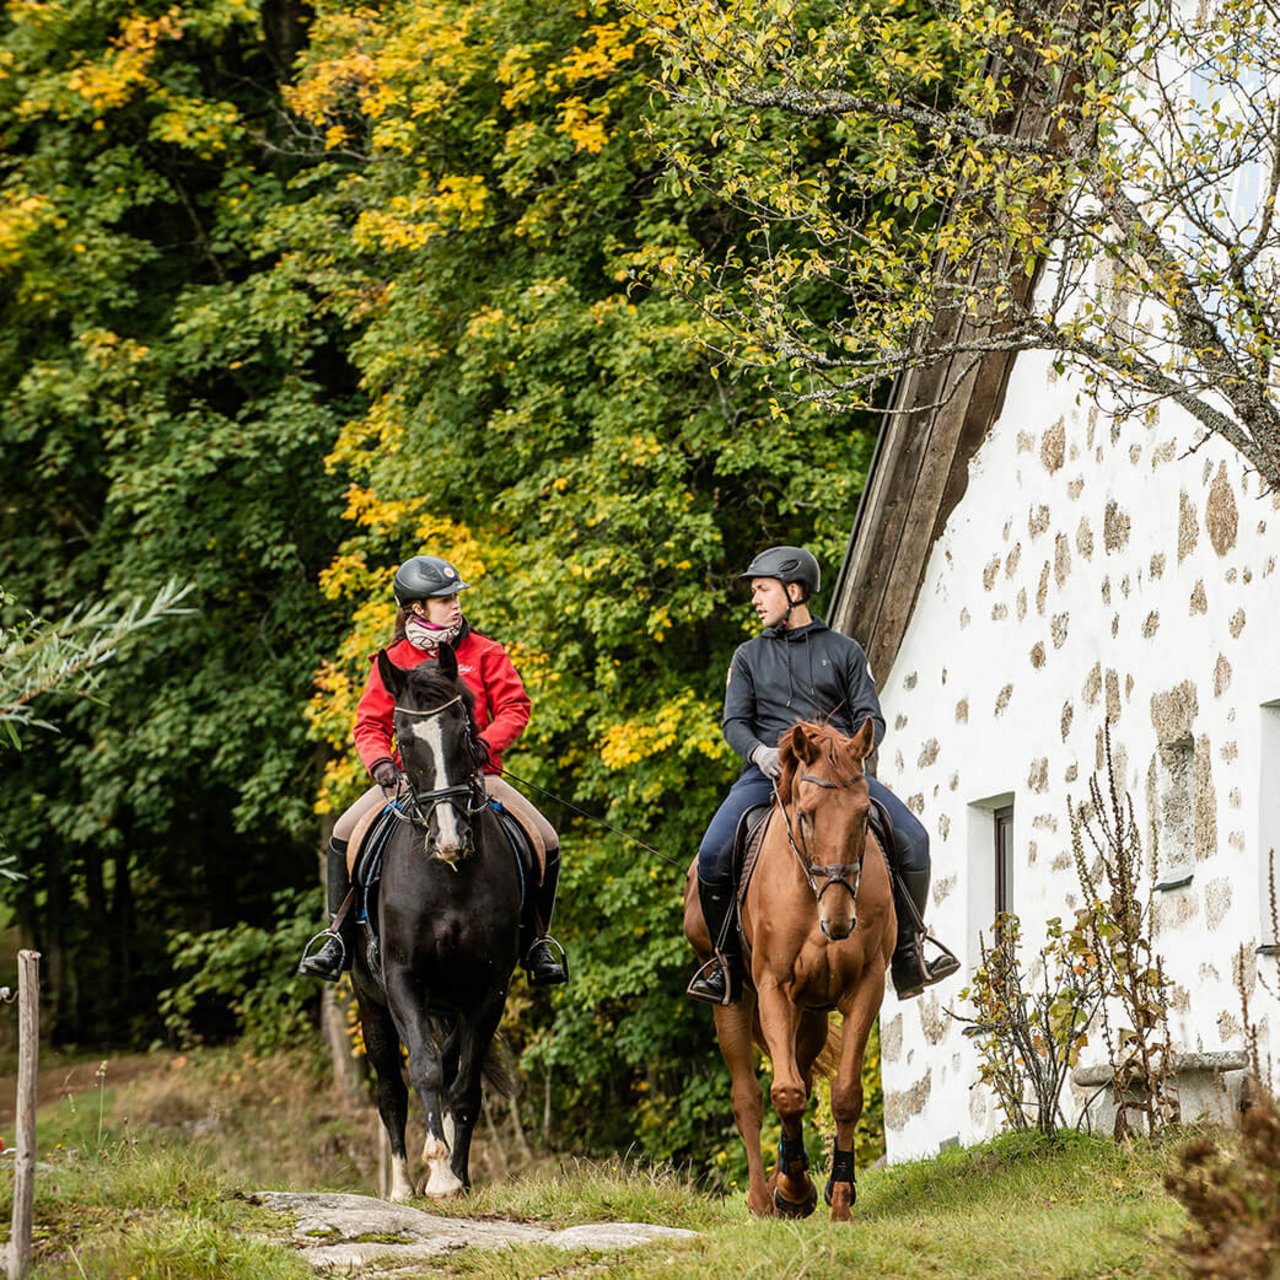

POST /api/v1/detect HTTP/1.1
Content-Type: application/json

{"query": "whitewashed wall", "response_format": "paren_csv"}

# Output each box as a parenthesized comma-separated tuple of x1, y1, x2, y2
(874, 352, 1280, 1159)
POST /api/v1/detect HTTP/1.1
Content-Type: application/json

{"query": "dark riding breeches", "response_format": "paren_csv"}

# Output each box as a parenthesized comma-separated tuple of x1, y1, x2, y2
(696, 765, 930, 890)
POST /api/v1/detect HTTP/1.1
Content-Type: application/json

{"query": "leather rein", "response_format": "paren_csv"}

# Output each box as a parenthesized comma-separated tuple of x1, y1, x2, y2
(390, 696, 488, 831)
(772, 769, 869, 906)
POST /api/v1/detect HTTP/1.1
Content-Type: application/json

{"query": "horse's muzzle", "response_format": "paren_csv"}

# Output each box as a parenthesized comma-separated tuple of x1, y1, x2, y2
(820, 916, 856, 942)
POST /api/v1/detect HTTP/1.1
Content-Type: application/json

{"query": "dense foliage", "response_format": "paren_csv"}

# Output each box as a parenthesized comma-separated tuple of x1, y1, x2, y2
(1, 0, 876, 1167)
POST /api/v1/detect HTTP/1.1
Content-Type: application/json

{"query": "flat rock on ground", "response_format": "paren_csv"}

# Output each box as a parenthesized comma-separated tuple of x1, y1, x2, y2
(250, 1190, 697, 1275)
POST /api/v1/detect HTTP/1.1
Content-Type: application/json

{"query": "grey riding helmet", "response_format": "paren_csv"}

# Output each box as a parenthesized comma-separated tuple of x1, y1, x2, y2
(740, 546, 821, 600)
(393, 555, 471, 605)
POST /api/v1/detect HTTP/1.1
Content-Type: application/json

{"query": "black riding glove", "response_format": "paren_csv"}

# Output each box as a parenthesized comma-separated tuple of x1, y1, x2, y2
(371, 759, 399, 791)
(473, 736, 492, 768)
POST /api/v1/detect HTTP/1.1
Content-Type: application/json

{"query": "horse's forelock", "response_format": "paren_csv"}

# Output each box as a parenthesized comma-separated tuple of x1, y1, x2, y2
(403, 661, 474, 718)
(781, 721, 865, 776)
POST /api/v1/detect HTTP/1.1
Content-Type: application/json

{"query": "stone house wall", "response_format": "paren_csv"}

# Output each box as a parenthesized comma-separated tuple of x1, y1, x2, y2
(874, 348, 1280, 1159)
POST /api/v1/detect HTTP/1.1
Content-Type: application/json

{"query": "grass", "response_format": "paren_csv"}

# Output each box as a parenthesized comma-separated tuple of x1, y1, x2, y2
(0, 1048, 1202, 1279)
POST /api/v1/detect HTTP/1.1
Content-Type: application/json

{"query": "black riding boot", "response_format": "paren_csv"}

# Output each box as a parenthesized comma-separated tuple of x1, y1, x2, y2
(522, 846, 568, 987)
(890, 866, 960, 1000)
(297, 838, 352, 983)
(686, 879, 741, 1006)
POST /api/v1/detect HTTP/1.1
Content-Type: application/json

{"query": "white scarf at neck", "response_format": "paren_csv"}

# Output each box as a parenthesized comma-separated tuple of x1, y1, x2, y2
(405, 615, 464, 652)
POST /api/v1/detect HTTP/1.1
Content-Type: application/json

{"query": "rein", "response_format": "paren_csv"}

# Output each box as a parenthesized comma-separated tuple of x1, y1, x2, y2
(772, 770, 866, 906)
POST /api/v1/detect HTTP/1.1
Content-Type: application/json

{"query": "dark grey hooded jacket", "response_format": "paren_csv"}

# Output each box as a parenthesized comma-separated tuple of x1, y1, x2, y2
(722, 619, 885, 766)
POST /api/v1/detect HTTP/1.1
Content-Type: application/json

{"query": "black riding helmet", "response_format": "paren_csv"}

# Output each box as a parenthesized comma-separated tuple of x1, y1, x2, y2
(740, 546, 821, 600)
(393, 555, 471, 605)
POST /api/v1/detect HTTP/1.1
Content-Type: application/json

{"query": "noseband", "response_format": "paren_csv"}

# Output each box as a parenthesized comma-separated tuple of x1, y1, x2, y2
(775, 770, 867, 906)
(392, 697, 488, 833)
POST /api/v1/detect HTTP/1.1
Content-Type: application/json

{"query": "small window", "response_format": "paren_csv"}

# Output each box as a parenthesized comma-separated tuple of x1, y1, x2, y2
(994, 804, 1014, 921)
(1154, 734, 1195, 891)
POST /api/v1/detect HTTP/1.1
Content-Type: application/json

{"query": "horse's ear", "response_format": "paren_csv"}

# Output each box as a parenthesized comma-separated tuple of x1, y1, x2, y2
(436, 641, 458, 681)
(377, 650, 405, 699)
(851, 716, 876, 762)
(789, 724, 819, 765)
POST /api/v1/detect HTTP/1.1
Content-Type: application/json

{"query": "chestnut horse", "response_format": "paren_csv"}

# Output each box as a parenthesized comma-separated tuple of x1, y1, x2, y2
(684, 718, 892, 1222)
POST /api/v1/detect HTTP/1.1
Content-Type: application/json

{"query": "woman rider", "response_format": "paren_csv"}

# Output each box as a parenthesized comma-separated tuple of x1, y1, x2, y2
(687, 545, 958, 1006)
(297, 554, 567, 987)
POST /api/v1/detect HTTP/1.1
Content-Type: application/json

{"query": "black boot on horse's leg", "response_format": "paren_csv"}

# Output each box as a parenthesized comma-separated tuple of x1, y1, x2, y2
(298, 837, 353, 982)
(522, 846, 568, 987)
(890, 867, 960, 1000)
(687, 879, 742, 1006)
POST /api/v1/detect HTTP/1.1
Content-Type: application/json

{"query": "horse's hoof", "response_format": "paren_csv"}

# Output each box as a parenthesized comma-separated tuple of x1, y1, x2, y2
(772, 1178, 818, 1219)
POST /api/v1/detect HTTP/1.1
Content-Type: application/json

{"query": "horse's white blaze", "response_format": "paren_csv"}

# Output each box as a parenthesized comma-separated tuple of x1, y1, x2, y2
(388, 1155, 414, 1203)
(411, 715, 463, 852)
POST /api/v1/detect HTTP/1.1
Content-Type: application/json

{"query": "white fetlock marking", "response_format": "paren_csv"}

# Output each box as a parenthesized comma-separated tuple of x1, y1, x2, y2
(424, 1113, 463, 1197)
(388, 1156, 414, 1203)
(422, 1132, 450, 1162)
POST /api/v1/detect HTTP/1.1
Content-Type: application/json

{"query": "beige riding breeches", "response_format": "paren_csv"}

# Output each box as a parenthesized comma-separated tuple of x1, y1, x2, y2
(333, 775, 558, 852)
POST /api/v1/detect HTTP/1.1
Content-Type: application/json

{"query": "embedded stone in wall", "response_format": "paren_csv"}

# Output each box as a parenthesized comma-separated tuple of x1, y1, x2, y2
(1005, 542, 1022, 578)
(1068, 477, 1084, 500)
(1030, 641, 1046, 669)
(1129, 443, 1142, 464)
(1229, 609, 1246, 639)
(903, 672, 918, 690)
(983, 557, 1001, 590)
(1028, 757, 1049, 793)
(1105, 669, 1121, 724)
(1220, 741, 1238, 762)
(1065, 763, 1078, 783)
(1017, 431, 1035, 454)
(881, 1013, 903, 1064)
(1151, 441, 1176, 468)
(884, 1068, 933, 1131)
(995, 684, 1013, 716)
(1052, 614, 1069, 649)
(1142, 612, 1159, 638)
(907, 794, 925, 815)
(1077, 516, 1094, 558)
(1150, 553, 1166, 579)
(1041, 418, 1066, 472)
(1029, 504, 1051, 538)
(1194, 736, 1217, 862)
(918, 739, 940, 768)
(956, 698, 969, 723)
(1204, 877, 1231, 930)
(1104, 500, 1131, 552)
(1214, 655, 1232, 697)
(1016, 588, 1027, 621)
(938, 815, 951, 841)
(1153, 888, 1199, 931)
(1178, 491, 1199, 561)
(1052, 849, 1072, 872)
(919, 996, 948, 1046)
(1037, 562, 1050, 613)
(934, 874, 956, 906)
(1190, 580, 1207, 614)
(1151, 680, 1199, 744)
(960, 607, 971, 629)
(1101, 576, 1111, 605)
(1205, 462, 1238, 556)
(1084, 663, 1102, 706)
(992, 603, 1009, 620)
(1061, 701, 1074, 742)
(1054, 533, 1072, 587)
(895, 714, 908, 730)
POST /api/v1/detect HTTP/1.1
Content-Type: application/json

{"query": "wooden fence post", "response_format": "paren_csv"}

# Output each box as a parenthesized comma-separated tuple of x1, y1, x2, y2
(8, 950, 39, 1280)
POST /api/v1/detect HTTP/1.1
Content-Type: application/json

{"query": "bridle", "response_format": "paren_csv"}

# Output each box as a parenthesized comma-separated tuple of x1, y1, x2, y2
(773, 769, 869, 907)
(391, 697, 488, 835)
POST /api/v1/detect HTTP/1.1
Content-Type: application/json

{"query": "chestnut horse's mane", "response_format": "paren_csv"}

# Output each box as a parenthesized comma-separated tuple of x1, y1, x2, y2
(776, 720, 867, 800)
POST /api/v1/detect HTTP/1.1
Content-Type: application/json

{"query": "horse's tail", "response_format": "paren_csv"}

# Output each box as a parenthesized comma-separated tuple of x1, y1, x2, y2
(813, 1019, 843, 1080)
(481, 1031, 519, 1099)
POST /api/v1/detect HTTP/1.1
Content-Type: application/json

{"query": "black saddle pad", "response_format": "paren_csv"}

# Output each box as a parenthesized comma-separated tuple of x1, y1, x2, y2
(732, 804, 771, 880)
(353, 804, 401, 927)
(490, 802, 534, 909)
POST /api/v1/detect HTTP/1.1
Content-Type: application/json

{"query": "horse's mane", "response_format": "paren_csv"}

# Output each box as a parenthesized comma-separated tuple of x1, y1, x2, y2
(778, 720, 864, 773)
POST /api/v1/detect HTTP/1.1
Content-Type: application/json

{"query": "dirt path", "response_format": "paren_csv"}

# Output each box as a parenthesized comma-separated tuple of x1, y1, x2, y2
(0, 1052, 159, 1135)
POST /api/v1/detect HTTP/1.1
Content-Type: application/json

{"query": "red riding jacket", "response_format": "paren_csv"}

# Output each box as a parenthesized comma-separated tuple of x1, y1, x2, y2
(353, 627, 532, 777)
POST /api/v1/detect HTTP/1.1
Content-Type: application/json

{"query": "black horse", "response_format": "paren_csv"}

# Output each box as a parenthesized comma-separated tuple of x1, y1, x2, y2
(352, 644, 520, 1200)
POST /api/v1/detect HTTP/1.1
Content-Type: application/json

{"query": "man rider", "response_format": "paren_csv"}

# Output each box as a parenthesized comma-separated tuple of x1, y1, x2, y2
(687, 545, 959, 1006)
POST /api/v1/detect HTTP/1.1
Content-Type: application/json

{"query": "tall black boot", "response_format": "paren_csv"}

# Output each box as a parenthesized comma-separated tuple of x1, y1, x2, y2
(890, 866, 960, 999)
(686, 879, 741, 1006)
(522, 846, 568, 987)
(298, 837, 352, 982)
